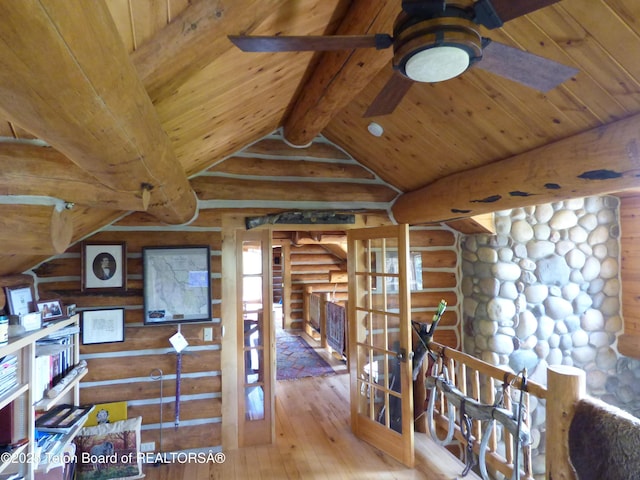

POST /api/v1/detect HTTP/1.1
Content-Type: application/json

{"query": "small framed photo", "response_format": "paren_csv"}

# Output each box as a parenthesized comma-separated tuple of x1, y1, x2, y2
(82, 242, 127, 291)
(82, 308, 125, 345)
(36, 299, 65, 321)
(5, 285, 34, 316)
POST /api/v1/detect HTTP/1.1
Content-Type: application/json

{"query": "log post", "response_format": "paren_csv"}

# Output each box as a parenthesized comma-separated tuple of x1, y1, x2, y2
(303, 286, 313, 337)
(321, 293, 329, 349)
(546, 365, 585, 479)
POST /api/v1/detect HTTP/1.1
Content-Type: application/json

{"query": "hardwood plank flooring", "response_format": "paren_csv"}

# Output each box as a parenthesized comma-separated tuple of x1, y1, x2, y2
(141, 372, 475, 479)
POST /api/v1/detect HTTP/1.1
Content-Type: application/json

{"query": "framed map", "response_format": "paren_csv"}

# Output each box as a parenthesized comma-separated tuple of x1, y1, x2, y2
(142, 245, 212, 325)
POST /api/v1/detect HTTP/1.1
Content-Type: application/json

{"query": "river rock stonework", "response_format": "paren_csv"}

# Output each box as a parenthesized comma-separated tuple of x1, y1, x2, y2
(460, 196, 638, 476)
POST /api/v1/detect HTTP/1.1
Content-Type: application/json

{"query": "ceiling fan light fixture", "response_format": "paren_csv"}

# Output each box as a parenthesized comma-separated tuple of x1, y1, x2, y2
(404, 45, 470, 83)
(393, 17, 483, 83)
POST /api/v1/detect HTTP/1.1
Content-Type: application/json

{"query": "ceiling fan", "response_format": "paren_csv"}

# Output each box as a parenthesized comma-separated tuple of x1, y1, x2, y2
(229, 0, 578, 117)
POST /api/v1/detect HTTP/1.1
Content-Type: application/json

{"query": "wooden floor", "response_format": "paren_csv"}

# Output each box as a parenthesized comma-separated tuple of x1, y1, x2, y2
(141, 372, 474, 479)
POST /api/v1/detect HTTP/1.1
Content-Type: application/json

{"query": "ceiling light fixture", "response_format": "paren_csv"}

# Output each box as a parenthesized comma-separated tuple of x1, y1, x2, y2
(367, 122, 384, 137)
(393, 17, 483, 83)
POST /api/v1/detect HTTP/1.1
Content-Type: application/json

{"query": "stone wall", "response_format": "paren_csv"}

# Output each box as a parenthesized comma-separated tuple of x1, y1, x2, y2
(460, 195, 640, 476)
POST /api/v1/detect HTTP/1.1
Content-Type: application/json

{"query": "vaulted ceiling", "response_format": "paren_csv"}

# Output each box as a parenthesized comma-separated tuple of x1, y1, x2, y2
(0, 0, 639, 275)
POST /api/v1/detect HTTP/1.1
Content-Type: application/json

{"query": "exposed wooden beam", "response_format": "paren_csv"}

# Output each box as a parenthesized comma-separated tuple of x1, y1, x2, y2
(392, 113, 640, 224)
(0, 205, 73, 255)
(322, 244, 348, 263)
(282, 1, 397, 147)
(132, 0, 286, 104)
(445, 214, 496, 235)
(0, 0, 196, 224)
(0, 143, 148, 211)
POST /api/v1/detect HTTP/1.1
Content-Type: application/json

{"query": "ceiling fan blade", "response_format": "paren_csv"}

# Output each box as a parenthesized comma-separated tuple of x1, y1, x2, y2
(364, 73, 414, 118)
(483, 0, 561, 24)
(228, 34, 392, 53)
(475, 41, 578, 92)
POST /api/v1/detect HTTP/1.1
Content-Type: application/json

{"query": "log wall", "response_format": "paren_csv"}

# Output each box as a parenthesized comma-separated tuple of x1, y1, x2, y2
(30, 210, 225, 452)
(24, 212, 461, 453)
(619, 194, 640, 358)
(410, 226, 460, 350)
(287, 243, 348, 330)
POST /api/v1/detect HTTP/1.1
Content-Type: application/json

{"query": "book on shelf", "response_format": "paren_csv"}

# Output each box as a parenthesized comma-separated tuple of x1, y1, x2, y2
(0, 355, 18, 398)
(35, 404, 93, 434)
(34, 336, 73, 403)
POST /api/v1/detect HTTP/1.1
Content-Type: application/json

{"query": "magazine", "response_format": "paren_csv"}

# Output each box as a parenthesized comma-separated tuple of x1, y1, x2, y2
(35, 404, 93, 433)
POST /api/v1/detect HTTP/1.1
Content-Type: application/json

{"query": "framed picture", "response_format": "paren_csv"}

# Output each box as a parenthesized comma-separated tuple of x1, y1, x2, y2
(82, 242, 127, 291)
(36, 299, 65, 321)
(82, 308, 125, 345)
(5, 285, 34, 316)
(142, 245, 212, 325)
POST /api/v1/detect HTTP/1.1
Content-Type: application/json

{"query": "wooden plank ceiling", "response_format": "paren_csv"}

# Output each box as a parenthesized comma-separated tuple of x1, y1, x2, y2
(0, 0, 639, 274)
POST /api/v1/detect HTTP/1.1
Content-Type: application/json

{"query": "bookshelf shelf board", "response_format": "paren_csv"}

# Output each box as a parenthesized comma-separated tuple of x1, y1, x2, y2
(0, 442, 28, 475)
(0, 383, 28, 412)
(0, 317, 78, 358)
(34, 369, 88, 412)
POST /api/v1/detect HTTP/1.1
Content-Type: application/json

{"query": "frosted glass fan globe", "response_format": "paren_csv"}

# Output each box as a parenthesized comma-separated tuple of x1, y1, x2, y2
(405, 46, 470, 83)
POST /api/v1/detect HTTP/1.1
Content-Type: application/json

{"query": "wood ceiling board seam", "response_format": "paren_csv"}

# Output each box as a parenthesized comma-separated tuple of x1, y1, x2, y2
(560, 1, 640, 80)
(324, 83, 495, 190)
(420, 74, 547, 155)
(602, 0, 640, 37)
(327, 85, 503, 189)
(134, 0, 295, 104)
(536, 4, 640, 112)
(494, 10, 626, 126)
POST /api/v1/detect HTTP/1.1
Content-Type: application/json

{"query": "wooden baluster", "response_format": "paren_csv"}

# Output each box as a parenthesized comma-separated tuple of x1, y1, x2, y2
(523, 392, 533, 479)
(471, 369, 481, 440)
(545, 366, 584, 479)
(485, 377, 497, 454)
(448, 357, 456, 423)
(458, 363, 468, 437)
(504, 384, 513, 467)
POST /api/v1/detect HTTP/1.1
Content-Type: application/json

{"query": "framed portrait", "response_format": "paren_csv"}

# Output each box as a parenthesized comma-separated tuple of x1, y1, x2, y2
(82, 308, 125, 345)
(36, 299, 65, 321)
(5, 285, 34, 316)
(142, 245, 212, 325)
(82, 242, 127, 291)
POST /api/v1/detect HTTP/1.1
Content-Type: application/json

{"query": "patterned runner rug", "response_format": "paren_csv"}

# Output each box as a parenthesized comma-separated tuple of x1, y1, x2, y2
(276, 329, 336, 381)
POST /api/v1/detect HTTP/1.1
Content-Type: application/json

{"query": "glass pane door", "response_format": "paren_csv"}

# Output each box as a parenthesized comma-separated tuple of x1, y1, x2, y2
(237, 230, 273, 446)
(348, 225, 414, 467)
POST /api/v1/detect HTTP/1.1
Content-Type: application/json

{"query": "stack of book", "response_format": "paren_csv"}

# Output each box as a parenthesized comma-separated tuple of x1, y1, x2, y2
(35, 404, 93, 461)
(0, 355, 18, 398)
(33, 328, 77, 403)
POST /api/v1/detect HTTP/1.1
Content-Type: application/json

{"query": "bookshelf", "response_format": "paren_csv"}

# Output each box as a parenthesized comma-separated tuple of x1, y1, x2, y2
(0, 314, 84, 478)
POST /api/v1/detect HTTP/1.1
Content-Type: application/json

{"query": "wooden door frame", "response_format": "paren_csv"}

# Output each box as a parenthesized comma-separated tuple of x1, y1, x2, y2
(221, 216, 276, 448)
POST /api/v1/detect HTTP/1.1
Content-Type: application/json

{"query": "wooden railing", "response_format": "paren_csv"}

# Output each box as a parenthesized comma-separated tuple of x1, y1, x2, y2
(303, 287, 347, 358)
(302, 288, 589, 478)
(425, 342, 586, 479)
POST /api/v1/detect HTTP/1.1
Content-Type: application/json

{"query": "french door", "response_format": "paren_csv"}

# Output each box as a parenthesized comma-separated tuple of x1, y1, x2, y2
(237, 229, 274, 446)
(347, 224, 414, 467)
